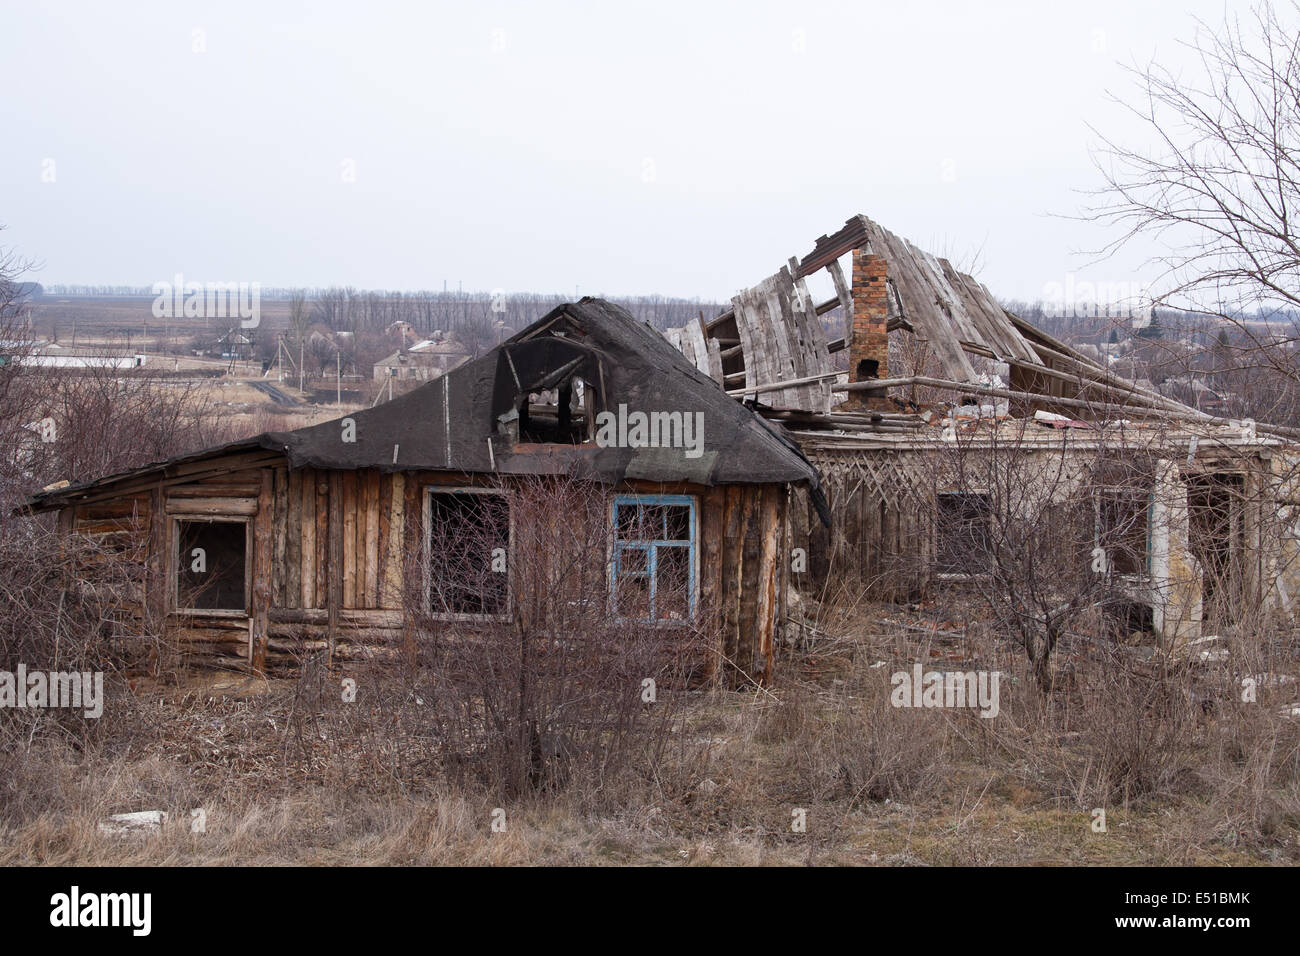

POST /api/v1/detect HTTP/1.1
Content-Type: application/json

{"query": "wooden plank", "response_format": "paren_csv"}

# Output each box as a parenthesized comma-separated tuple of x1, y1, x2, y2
(789, 256, 832, 411)
(327, 472, 343, 662)
(382, 472, 405, 609)
(146, 485, 164, 634)
(164, 497, 258, 516)
(827, 254, 853, 321)
(720, 486, 742, 679)
(271, 467, 287, 607)
(706, 336, 724, 384)
(687, 317, 714, 379)
(301, 467, 317, 609)
(365, 470, 380, 608)
(376, 473, 389, 607)
(862, 222, 977, 382)
(731, 296, 760, 391)
(285, 469, 302, 609)
(751, 281, 784, 391)
(752, 486, 781, 682)
(342, 471, 357, 609)
(404, 475, 420, 582)
(251, 469, 272, 673)
(761, 277, 803, 407)
(167, 482, 262, 497)
(315, 475, 328, 608)
(737, 488, 764, 682)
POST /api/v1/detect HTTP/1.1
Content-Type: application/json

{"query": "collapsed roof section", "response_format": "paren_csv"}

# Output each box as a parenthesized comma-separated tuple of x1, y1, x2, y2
(668, 214, 1287, 440)
(24, 298, 829, 518)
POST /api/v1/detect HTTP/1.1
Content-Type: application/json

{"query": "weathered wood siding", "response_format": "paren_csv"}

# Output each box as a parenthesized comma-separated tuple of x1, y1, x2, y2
(53, 455, 791, 685)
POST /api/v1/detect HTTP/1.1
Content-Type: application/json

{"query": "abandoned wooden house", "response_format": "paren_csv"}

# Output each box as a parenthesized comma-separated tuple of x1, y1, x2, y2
(22, 213, 1300, 683)
(662, 214, 1300, 644)
(22, 299, 827, 684)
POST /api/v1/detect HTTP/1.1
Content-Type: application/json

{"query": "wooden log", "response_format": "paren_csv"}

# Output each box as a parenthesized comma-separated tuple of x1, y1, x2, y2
(167, 482, 262, 497)
(301, 467, 317, 609)
(365, 470, 380, 608)
(164, 497, 258, 516)
(272, 467, 287, 607)
(720, 486, 742, 678)
(737, 488, 763, 683)
(146, 485, 165, 636)
(342, 470, 357, 608)
(377, 472, 390, 608)
(754, 485, 781, 682)
(328, 471, 343, 663)
(315, 475, 328, 609)
(269, 607, 405, 627)
(251, 469, 272, 673)
(285, 469, 302, 609)
(78, 497, 150, 520)
(698, 485, 724, 682)
(383, 473, 405, 609)
(726, 369, 844, 397)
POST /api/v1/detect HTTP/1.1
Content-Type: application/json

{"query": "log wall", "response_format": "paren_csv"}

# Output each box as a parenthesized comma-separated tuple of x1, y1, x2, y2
(55, 455, 789, 685)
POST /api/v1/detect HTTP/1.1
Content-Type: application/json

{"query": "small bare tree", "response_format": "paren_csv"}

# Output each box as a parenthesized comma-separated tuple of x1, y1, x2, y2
(1091, 1, 1300, 388)
(931, 417, 1178, 693)
(396, 476, 713, 798)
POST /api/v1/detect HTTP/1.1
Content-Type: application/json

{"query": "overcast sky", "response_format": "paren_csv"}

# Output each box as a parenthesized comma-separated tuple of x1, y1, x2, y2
(0, 0, 1245, 303)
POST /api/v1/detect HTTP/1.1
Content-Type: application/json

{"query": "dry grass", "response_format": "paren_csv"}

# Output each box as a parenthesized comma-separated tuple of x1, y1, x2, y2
(2, 598, 1298, 865)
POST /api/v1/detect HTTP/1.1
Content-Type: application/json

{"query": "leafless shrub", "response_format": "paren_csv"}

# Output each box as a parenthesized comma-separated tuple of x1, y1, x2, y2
(0, 520, 156, 776)
(281, 477, 715, 809)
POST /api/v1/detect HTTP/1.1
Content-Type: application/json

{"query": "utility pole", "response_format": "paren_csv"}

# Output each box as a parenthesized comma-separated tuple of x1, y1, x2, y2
(336, 350, 341, 405)
(299, 337, 304, 394)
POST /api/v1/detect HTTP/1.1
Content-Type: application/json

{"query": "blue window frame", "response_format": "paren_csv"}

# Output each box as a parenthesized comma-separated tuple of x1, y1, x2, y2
(611, 494, 696, 623)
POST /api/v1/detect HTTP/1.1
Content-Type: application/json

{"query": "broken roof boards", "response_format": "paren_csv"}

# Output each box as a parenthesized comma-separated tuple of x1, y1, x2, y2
(683, 215, 1046, 411)
(675, 214, 1239, 429)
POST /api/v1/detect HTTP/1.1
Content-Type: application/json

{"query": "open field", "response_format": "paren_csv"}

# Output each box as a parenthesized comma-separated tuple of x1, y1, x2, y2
(25, 296, 295, 353)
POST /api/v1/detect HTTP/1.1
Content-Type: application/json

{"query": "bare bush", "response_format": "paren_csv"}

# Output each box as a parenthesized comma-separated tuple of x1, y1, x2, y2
(280, 478, 715, 808)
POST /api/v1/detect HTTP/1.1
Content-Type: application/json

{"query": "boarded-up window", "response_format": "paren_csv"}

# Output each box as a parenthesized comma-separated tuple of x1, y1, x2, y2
(611, 495, 695, 622)
(1095, 487, 1149, 576)
(426, 490, 510, 617)
(936, 493, 991, 575)
(177, 519, 248, 611)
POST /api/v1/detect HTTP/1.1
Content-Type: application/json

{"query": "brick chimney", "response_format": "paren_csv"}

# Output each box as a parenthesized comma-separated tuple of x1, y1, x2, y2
(844, 248, 890, 411)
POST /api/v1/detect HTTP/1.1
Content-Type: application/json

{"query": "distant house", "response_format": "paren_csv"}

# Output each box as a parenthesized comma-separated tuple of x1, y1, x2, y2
(385, 320, 416, 342)
(373, 333, 469, 381)
(217, 328, 254, 360)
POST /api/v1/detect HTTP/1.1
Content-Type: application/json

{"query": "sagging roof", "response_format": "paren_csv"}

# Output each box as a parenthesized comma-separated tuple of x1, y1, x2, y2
(24, 298, 829, 518)
(667, 213, 1046, 405)
(666, 214, 1300, 444)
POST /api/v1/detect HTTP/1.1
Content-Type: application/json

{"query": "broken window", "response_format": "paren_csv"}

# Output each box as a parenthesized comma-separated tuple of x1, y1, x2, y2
(176, 519, 248, 612)
(935, 492, 991, 575)
(611, 494, 695, 623)
(518, 377, 591, 445)
(425, 489, 511, 617)
(1188, 472, 1244, 619)
(1094, 487, 1150, 577)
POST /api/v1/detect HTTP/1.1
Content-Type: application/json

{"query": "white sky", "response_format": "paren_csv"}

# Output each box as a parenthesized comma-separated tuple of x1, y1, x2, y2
(0, 0, 1251, 303)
